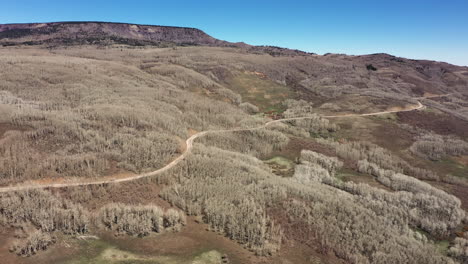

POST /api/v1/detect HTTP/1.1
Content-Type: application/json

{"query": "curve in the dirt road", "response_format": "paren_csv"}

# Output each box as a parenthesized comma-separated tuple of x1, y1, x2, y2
(0, 101, 424, 193)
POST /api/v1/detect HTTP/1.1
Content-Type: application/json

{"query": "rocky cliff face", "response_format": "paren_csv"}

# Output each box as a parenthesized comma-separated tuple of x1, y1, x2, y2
(0, 21, 319, 57)
(0, 22, 242, 47)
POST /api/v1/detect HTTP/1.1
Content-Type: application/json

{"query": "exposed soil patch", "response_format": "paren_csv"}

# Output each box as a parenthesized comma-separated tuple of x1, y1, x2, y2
(371, 120, 415, 152)
(453, 155, 468, 166)
(284, 74, 325, 105)
(369, 97, 409, 109)
(268, 205, 346, 264)
(0, 230, 77, 264)
(428, 96, 451, 103)
(226, 72, 294, 112)
(273, 135, 376, 193)
(0, 228, 19, 264)
(397, 110, 468, 139)
(451, 184, 468, 211)
(274, 137, 358, 170)
(274, 137, 336, 160)
(428, 181, 468, 211)
(0, 122, 29, 138)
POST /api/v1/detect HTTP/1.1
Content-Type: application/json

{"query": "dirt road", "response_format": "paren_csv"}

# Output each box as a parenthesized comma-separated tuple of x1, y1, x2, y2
(0, 101, 423, 193)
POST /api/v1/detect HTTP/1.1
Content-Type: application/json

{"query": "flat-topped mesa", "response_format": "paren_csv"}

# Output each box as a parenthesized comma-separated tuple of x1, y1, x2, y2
(0, 21, 244, 47)
(0, 21, 317, 57)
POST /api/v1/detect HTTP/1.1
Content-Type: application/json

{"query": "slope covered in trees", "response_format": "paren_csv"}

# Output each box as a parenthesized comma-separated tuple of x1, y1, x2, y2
(0, 41, 467, 264)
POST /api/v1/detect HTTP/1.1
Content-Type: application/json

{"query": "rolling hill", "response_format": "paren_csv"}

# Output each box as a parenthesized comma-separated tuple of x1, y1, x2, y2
(0, 21, 467, 264)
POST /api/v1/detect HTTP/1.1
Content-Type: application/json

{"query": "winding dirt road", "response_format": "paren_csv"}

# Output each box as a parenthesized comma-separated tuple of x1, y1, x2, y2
(0, 101, 423, 193)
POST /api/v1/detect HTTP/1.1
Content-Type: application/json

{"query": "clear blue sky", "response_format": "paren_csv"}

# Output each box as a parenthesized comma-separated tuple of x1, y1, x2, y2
(1, 0, 467, 66)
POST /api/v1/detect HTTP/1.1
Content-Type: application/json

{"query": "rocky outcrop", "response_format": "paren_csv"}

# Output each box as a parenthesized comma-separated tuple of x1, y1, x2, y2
(0, 21, 242, 47)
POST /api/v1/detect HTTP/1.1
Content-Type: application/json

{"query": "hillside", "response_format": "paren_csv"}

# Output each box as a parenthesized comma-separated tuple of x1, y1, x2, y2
(0, 22, 468, 264)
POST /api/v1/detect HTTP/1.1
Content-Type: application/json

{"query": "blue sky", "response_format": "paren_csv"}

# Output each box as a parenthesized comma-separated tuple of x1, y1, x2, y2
(1, 0, 467, 66)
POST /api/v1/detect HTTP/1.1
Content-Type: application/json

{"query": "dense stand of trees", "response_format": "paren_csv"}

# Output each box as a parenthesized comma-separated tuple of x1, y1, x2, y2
(282, 99, 339, 135)
(288, 150, 462, 263)
(301, 150, 343, 175)
(410, 133, 468, 161)
(0, 190, 88, 256)
(199, 128, 289, 158)
(239, 102, 259, 114)
(0, 190, 88, 234)
(0, 54, 258, 185)
(0, 189, 187, 256)
(317, 138, 440, 181)
(99, 203, 186, 236)
(294, 150, 342, 184)
(10, 230, 56, 257)
(160, 144, 284, 255)
(357, 159, 465, 236)
(282, 99, 315, 117)
(449, 236, 468, 263)
(155, 139, 464, 261)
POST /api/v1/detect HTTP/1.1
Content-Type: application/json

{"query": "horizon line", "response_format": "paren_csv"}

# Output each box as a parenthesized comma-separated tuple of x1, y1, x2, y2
(1, 20, 467, 67)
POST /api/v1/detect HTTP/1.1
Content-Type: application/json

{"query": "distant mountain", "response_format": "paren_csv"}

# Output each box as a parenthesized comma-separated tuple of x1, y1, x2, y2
(0, 22, 466, 110)
(0, 22, 315, 56)
(0, 21, 248, 47)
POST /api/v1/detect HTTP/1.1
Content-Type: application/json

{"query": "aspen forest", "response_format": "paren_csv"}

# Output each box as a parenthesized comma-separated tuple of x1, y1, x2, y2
(0, 32, 467, 264)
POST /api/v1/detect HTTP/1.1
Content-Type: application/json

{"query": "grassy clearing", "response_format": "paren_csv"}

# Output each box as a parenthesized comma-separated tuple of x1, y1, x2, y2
(265, 156, 294, 169)
(227, 72, 294, 112)
(336, 168, 359, 181)
(336, 168, 371, 182)
(331, 116, 381, 143)
(421, 107, 441, 114)
(60, 239, 112, 264)
(192, 250, 223, 264)
(337, 168, 392, 190)
(264, 156, 295, 177)
(369, 112, 398, 122)
(435, 240, 450, 255)
(59, 238, 223, 264)
(436, 157, 468, 178)
(413, 228, 450, 256)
